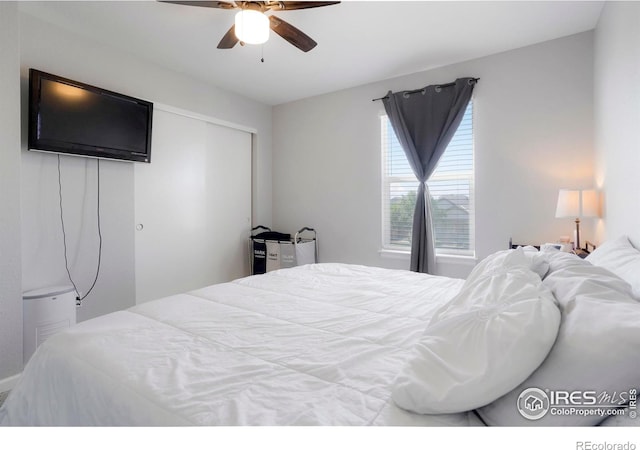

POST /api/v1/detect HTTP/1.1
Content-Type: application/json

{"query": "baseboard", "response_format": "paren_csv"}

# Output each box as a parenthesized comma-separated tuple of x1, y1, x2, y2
(0, 373, 21, 392)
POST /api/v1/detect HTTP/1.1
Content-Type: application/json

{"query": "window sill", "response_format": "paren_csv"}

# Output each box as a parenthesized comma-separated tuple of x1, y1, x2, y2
(379, 249, 477, 265)
(436, 253, 477, 266)
(379, 249, 411, 260)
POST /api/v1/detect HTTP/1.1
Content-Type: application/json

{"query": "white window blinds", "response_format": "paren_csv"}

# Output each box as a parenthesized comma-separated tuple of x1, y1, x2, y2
(381, 101, 474, 256)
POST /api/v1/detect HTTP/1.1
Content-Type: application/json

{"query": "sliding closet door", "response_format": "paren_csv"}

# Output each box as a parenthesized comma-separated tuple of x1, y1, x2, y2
(135, 108, 252, 304)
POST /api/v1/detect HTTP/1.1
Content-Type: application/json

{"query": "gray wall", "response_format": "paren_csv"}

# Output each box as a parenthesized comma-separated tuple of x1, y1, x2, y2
(273, 32, 595, 278)
(0, 2, 23, 382)
(594, 2, 640, 247)
(1, 9, 274, 381)
(18, 12, 273, 322)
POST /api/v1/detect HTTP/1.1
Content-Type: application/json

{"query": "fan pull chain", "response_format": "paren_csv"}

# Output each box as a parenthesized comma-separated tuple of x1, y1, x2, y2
(261, 45, 265, 63)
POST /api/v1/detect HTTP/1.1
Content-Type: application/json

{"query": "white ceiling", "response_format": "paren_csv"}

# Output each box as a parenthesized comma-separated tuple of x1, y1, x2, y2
(18, 1, 604, 105)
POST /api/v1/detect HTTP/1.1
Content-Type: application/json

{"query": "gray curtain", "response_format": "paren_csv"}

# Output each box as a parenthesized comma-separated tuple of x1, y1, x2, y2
(382, 78, 476, 273)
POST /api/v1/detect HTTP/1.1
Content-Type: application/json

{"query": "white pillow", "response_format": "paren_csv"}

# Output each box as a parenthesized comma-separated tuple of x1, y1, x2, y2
(465, 247, 549, 282)
(461, 248, 531, 285)
(585, 235, 640, 299)
(429, 248, 530, 323)
(477, 260, 640, 426)
(392, 251, 560, 414)
(545, 249, 635, 306)
(521, 246, 551, 279)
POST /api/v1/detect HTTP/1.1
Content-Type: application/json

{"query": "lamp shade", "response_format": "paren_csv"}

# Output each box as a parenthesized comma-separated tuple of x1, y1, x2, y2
(555, 189, 580, 218)
(555, 188, 601, 218)
(235, 10, 269, 45)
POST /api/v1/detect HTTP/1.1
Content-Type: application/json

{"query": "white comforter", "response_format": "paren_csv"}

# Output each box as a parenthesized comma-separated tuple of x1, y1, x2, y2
(1, 263, 481, 426)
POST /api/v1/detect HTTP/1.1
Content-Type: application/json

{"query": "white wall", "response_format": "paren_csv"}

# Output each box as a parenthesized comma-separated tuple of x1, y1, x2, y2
(19, 12, 273, 324)
(594, 2, 640, 248)
(273, 32, 595, 278)
(0, 2, 24, 381)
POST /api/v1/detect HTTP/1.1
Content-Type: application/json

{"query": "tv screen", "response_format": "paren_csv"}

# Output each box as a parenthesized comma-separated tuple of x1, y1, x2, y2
(28, 69, 153, 163)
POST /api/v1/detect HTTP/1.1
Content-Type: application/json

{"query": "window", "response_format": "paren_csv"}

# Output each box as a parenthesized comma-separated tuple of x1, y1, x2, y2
(381, 101, 474, 256)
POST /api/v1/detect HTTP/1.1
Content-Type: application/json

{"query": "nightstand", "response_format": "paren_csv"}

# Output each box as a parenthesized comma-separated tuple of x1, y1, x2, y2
(508, 238, 592, 258)
(574, 249, 590, 259)
(508, 238, 539, 250)
(574, 241, 596, 258)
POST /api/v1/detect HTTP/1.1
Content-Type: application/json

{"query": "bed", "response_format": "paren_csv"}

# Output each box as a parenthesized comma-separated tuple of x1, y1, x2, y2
(2, 237, 640, 427)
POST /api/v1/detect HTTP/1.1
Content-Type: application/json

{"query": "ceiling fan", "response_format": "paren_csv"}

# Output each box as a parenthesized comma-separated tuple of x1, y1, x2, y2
(161, 1, 340, 52)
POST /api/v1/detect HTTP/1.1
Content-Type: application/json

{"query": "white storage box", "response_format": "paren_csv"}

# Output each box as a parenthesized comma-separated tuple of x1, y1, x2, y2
(23, 286, 76, 365)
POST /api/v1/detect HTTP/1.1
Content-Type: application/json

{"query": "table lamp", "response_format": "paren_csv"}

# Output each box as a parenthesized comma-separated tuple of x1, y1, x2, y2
(555, 189, 599, 250)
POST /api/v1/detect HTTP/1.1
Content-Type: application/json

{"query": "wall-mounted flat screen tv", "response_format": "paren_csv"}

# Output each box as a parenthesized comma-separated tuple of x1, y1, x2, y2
(28, 69, 153, 163)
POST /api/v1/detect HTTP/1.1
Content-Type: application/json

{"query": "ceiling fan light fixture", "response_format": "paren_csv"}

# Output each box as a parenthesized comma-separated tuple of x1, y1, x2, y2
(234, 10, 269, 45)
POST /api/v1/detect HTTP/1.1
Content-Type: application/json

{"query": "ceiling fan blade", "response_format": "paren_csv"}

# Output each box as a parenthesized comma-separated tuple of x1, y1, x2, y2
(268, 1, 340, 11)
(217, 25, 239, 48)
(158, 1, 237, 9)
(268, 15, 317, 52)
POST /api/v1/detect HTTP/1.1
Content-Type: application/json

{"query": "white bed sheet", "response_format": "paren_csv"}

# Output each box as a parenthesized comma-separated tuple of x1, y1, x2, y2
(0, 263, 481, 426)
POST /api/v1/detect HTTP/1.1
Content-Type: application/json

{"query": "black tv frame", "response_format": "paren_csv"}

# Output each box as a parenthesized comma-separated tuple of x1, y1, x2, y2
(28, 69, 153, 163)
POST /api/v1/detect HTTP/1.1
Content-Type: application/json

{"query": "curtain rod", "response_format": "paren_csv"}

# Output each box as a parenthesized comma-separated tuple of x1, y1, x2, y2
(371, 78, 479, 102)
